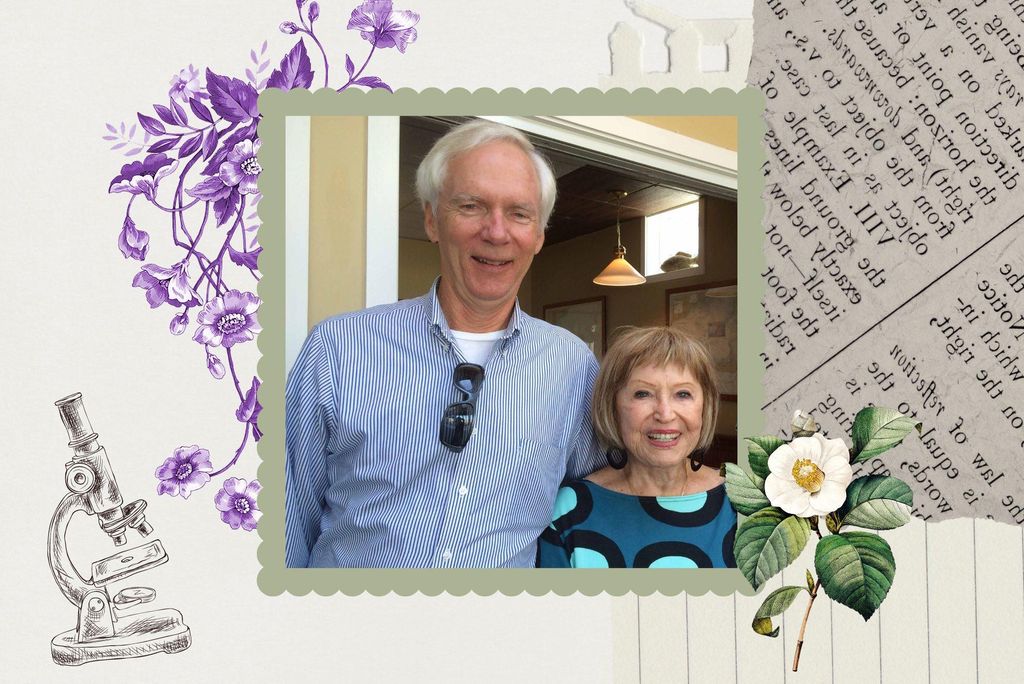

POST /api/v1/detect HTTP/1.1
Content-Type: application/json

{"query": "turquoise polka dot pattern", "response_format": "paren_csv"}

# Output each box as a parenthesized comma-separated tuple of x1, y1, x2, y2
(564, 530, 625, 568)
(537, 481, 737, 568)
(648, 556, 699, 569)
(641, 485, 727, 528)
(655, 492, 707, 513)
(549, 481, 593, 530)
(549, 486, 578, 526)
(634, 541, 712, 568)
(571, 547, 611, 568)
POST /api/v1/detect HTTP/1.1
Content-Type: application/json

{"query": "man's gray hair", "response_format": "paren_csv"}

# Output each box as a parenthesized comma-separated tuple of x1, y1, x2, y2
(415, 119, 558, 231)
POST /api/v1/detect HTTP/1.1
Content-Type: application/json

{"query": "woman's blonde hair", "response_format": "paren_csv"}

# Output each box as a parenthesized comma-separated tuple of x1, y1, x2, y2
(592, 326, 720, 454)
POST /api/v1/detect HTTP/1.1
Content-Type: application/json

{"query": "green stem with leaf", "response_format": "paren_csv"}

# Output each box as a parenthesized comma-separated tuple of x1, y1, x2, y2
(793, 579, 821, 672)
(792, 519, 824, 671)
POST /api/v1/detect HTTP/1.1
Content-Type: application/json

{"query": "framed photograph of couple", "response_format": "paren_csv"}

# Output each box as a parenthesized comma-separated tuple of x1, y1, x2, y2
(257, 87, 763, 596)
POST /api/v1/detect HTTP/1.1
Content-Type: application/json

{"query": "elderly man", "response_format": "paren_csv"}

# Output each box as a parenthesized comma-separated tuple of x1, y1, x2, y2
(285, 120, 602, 567)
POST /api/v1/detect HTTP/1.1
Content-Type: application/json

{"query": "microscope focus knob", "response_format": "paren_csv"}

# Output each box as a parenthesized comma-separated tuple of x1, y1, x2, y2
(65, 463, 96, 494)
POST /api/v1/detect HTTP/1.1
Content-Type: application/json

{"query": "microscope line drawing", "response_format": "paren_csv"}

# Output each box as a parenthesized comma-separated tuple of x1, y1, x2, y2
(49, 393, 191, 666)
(601, 0, 752, 92)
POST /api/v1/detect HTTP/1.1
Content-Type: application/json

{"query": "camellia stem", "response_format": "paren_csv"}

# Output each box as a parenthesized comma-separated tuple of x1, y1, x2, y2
(792, 579, 821, 671)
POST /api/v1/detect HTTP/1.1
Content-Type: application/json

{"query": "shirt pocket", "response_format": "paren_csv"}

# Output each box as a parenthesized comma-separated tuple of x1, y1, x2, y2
(510, 438, 566, 528)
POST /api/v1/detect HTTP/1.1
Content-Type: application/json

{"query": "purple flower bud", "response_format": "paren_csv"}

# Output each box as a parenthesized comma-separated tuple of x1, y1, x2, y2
(169, 311, 189, 336)
(207, 351, 226, 380)
(279, 21, 300, 34)
(308, 2, 320, 22)
(118, 215, 150, 261)
(296, 0, 307, 8)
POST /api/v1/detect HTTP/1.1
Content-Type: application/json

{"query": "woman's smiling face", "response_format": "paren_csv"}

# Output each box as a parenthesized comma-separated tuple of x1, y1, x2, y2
(615, 363, 704, 471)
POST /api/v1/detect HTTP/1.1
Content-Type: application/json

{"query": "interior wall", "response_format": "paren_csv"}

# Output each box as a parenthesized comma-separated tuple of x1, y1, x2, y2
(307, 116, 367, 327)
(528, 196, 738, 436)
(398, 237, 439, 300)
(629, 115, 739, 152)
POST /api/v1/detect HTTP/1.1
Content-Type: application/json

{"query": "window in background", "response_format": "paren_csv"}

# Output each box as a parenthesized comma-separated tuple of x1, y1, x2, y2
(643, 200, 702, 279)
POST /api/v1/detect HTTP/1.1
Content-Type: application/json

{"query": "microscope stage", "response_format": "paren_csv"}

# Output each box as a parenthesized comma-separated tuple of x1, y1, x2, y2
(91, 539, 168, 586)
(51, 607, 191, 666)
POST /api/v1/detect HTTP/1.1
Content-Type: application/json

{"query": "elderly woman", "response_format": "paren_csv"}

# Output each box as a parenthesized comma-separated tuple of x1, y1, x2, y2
(538, 326, 737, 568)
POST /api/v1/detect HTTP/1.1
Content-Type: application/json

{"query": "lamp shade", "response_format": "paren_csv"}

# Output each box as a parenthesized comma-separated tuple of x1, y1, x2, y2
(593, 253, 647, 286)
(593, 189, 646, 286)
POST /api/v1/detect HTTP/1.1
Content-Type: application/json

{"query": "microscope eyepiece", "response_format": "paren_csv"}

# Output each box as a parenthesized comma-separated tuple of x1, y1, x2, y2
(56, 393, 99, 454)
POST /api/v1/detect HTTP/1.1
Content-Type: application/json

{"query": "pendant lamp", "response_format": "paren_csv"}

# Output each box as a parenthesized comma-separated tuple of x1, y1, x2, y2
(593, 190, 646, 286)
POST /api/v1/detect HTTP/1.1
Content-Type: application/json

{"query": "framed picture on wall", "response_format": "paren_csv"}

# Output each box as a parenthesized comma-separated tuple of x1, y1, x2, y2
(666, 281, 738, 400)
(544, 297, 606, 359)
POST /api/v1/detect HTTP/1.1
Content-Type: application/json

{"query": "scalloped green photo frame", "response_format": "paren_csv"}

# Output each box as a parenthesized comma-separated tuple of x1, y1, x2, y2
(255, 88, 765, 596)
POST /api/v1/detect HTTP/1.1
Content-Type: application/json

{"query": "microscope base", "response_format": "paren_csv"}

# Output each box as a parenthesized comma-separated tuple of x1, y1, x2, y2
(51, 608, 191, 666)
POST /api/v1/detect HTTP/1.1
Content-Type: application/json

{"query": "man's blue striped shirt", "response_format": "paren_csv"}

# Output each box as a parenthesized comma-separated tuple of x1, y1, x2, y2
(285, 282, 602, 567)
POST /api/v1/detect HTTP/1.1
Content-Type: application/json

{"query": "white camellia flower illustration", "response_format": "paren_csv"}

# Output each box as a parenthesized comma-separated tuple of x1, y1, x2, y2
(765, 433, 854, 517)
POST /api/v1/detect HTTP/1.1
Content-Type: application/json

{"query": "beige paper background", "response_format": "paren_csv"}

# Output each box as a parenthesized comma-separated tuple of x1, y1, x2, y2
(2, 0, 1022, 681)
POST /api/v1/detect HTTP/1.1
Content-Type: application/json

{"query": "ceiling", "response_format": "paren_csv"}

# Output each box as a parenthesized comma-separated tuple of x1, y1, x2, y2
(398, 117, 707, 244)
(547, 165, 697, 245)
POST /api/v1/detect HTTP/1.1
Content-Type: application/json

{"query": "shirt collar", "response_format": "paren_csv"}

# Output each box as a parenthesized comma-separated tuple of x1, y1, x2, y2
(423, 276, 524, 344)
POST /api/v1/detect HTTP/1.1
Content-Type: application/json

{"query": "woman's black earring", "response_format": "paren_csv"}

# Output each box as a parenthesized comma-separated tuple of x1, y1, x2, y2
(689, 448, 706, 472)
(606, 448, 627, 470)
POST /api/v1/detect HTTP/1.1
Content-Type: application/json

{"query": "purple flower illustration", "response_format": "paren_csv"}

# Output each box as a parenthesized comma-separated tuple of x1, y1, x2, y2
(133, 261, 200, 308)
(219, 139, 262, 195)
(118, 216, 149, 261)
(215, 477, 261, 531)
(107, 1, 419, 525)
(193, 290, 261, 348)
(206, 350, 226, 379)
(186, 176, 233, 202)
(228, 243, 262, 271)
(169, 311, 188, 336)
(108, 153, 178, 201)
(168, 64, 201, 103)
(155, 445, 213, 499)
(236, 377, 263, 441)
(347, 0, 419, 52)
(206, 69, 260, 126)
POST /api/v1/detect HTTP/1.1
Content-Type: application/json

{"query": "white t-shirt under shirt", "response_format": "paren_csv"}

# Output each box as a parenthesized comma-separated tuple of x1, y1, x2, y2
(450, 329, 504, 367)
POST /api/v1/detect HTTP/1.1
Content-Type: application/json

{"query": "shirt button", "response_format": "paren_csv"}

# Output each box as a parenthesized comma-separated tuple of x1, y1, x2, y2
(458, 485, 468, 497)
(442, 550, 453, 560)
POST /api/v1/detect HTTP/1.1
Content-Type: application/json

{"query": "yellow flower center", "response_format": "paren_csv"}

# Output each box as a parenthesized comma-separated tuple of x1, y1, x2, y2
(791, 458, 825, 493)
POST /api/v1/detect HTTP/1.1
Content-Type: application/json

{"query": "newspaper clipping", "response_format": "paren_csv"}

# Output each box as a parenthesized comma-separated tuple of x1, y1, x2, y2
(753, 0, 1024, 523)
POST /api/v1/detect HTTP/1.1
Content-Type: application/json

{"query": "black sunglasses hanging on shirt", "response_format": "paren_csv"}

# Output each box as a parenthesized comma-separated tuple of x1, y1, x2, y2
(439, 363, 485, 452)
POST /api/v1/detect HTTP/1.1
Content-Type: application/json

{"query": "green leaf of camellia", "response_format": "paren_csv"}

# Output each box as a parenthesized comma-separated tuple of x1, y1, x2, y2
(745, 436, 786, 480)
(752, 585, 808, 637)
(837, 475, 913, 530)
(815, 531, 896, 620)
(724, 463, 771, 516)
(735, 507, 812, 590)
(850, 407, 922, 463)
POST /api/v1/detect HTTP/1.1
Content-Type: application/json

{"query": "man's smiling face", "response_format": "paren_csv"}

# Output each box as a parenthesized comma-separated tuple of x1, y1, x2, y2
(425, 140, 545, 324)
